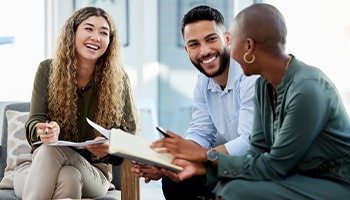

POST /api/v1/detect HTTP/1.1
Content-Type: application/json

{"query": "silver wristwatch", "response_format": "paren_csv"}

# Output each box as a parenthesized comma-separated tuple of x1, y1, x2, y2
(206, 149, 219, 161)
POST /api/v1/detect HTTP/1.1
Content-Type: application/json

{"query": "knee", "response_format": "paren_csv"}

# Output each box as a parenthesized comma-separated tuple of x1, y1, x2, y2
(161, 177, 176, 196)
(33, 145, 59, 159)
(219, 180, 252, 199)
(58, 166, 82, 188)
(55, 166, 82, 198)
(162, 176, 210, 200)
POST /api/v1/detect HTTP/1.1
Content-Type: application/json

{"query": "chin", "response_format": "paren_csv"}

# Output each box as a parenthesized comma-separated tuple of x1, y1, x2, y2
(242, 69, 252, 76)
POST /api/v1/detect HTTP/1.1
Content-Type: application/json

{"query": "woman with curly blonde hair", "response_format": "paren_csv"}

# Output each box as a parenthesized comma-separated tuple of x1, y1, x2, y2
(13, 6, 138, 200)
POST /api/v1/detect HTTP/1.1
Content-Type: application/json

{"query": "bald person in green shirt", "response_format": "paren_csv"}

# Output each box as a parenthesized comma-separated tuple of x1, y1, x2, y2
(157, 3, 350, 199)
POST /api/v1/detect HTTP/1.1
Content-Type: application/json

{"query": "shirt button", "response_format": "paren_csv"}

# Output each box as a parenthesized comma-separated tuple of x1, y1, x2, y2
(233, 171, 237, 175)
(223, 171, 228, 175)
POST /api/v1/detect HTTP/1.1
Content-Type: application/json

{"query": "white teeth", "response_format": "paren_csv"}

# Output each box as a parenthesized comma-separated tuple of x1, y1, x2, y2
(202, 56, 216, 64)
(86, 44, 99, 50)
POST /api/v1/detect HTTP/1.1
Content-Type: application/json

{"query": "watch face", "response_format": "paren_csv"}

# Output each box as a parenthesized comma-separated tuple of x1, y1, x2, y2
(207, 149, 218, 161)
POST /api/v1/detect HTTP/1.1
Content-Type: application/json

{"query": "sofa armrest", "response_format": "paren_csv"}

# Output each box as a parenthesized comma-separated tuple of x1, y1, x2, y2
(121, 159, 139, 200)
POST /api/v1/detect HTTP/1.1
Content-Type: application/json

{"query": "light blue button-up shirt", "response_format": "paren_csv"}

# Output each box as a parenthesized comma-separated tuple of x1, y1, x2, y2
(184, 58, 258, 156)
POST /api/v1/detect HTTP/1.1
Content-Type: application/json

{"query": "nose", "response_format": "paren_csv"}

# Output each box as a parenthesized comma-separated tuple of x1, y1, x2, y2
(91, 31, 101, 42)
(199, 44, 211, 56)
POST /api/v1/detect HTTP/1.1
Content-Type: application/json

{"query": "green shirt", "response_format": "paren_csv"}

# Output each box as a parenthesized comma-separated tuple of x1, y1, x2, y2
(25, 59, 137, 165)
(207, 56, 350, 187)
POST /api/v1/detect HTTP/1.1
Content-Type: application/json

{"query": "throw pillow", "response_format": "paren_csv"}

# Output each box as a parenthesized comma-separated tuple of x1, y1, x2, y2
(0, 110, 31, 189)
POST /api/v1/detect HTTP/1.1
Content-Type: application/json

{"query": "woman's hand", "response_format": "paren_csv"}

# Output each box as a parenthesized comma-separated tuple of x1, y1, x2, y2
(36, 121, 60, 144)
(162, 158, 206, 182)
(84, 136, 109, 158)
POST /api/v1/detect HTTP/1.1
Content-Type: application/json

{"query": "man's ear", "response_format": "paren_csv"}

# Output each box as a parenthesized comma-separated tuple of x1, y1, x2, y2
(184, 45, 188, 53)
(225, 31, 231, 46)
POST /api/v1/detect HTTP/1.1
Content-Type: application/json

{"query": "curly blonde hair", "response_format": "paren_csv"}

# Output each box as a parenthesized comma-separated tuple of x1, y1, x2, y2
(48, 6, 138, 141)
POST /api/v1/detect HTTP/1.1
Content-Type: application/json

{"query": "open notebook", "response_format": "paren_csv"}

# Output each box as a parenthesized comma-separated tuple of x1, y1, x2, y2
(109, 128, 183, 172)
(87, 117, 183, 172)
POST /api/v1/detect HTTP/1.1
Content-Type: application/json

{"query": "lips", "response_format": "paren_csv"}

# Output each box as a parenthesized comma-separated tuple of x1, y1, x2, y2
(200, 54, 217, 64)
(85, 43, 100, 50)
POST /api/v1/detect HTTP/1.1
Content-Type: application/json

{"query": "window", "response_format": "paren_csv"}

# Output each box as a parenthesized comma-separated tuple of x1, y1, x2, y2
(0, 1, 45, 101)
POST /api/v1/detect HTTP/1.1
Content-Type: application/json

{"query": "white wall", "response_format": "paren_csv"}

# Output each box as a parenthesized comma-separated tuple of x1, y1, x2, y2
(263, 0, 350, 114)
(0, 0, 45, 101)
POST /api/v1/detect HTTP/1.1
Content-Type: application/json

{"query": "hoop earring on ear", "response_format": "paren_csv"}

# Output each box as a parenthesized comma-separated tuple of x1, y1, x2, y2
(243, 52, 255, 64)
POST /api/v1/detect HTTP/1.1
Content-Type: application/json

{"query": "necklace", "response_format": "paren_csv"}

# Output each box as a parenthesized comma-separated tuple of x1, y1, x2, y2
(272, 56, 292, 112)
(272, 88, 277, 112)
(285, 56, 292, 70)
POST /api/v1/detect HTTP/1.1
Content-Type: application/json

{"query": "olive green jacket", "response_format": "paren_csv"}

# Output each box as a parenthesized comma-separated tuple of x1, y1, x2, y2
(25, 59, 137, 165)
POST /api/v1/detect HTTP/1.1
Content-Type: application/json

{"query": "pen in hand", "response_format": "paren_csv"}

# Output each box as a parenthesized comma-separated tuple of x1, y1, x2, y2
(45, 120, 50, 135)
(156, 126, 170, 138)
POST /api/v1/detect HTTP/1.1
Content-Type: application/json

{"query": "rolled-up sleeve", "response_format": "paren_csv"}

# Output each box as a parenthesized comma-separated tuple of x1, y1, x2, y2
(224, 75, 258, 155)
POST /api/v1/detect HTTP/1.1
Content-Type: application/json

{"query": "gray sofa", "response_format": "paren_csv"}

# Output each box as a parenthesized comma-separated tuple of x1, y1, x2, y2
(0, 102, 139, 200)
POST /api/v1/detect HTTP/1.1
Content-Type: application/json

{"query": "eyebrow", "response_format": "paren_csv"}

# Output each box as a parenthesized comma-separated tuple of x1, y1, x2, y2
(186, 33, 218, 45)
(83, 22, 110, 31)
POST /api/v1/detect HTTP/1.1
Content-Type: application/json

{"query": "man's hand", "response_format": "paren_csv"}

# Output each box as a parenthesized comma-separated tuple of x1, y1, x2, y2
(161, 158, 206, 182)
(131, 161, 165, 183)
(151, 130, 208, 162)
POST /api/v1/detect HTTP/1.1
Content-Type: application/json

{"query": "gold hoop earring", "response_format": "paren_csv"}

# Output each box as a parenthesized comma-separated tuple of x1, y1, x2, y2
(243, 52, 255, 64)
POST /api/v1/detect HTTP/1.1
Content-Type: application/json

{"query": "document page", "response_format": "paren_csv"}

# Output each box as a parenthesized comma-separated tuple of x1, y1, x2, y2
(109, 128, 183, 172)
(33, 138, 108, 147)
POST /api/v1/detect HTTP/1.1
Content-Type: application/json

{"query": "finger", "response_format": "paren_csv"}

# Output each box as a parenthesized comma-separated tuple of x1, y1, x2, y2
(45, 122, 54, 129)
(35, 122, 48, 129)
(172, 158, 189, 166)
(150, 139, 164, 148)
(133, 161, 147, 166)
(42, 127, 58, 137)
(138, 165, 153, 170)
(131, 167, 141, 174)
(139, 167, 158, 174)
(134, 171, 143, 178)
(153, 147, 170, 154)
(151, 138, 176, 149)
(165, 130, 180, 139)
(144, 177, 150, 183)
(162, 169, 180, 182)
(36, 126, 47, 135)
(44, 132, 57, 139)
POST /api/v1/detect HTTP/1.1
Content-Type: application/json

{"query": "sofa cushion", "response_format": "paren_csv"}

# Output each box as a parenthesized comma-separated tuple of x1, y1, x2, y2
(0, 189, 19, 200)
(0, 110, 31, 189)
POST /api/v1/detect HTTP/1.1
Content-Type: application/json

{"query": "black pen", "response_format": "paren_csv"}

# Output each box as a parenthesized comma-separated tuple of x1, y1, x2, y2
(156, 126, 170, 138)
(45, 120, 50, 135)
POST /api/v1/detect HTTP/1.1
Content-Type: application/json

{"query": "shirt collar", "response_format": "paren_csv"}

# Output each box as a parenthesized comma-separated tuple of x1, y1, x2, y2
(208, 58, 238, 93)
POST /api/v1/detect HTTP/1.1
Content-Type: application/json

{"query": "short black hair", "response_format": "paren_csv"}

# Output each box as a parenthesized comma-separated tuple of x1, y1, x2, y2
(181, 5, 225, 38)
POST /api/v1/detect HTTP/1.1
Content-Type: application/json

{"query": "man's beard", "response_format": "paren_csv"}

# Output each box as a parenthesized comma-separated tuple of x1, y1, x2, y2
(191, 48, 230, 78)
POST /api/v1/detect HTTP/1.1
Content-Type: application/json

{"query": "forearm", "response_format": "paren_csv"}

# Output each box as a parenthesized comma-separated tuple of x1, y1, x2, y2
(214, 144, 228, 154)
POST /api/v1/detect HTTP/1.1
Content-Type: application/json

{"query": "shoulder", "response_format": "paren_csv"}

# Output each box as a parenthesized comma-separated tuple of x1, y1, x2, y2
(240, 74, 259, 88)
(231, 59, 259, 87)
(37, 59, 53, 73)
(289, 59, 330, 91)
(34, 59, 53, 79)
(195, 72, 210, 88)
(119, 67, 133, 91)
(39, 58, 53, 68)
(254, 77, 268, 95)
